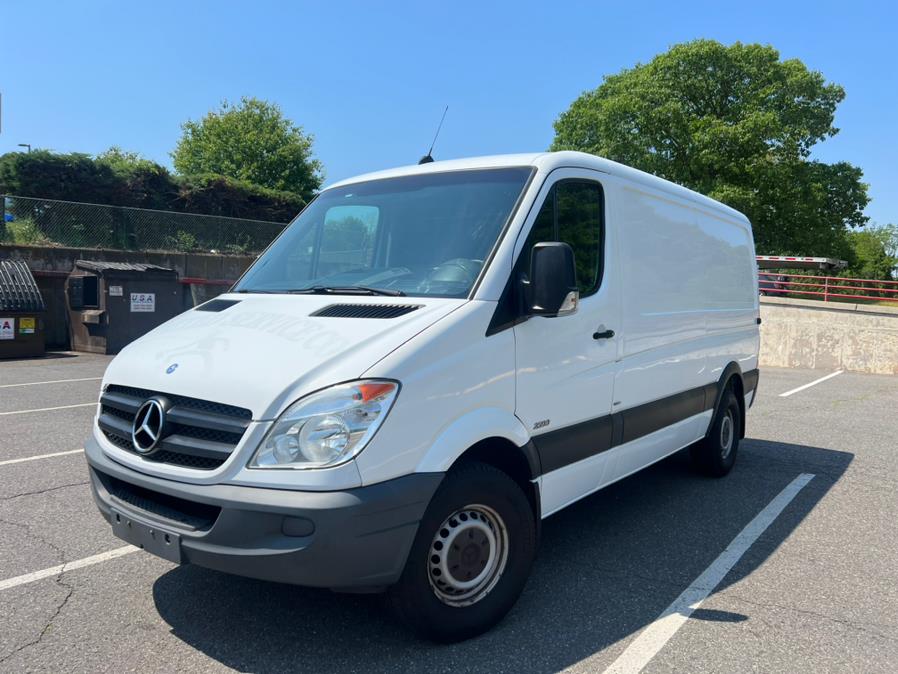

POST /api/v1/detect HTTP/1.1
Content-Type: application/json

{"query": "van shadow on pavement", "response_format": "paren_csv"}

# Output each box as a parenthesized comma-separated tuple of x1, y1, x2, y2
(152, 440, 851, 673)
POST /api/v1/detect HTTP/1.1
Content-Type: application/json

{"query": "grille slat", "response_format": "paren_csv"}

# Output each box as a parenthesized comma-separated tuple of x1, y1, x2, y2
(166, 406, 249, 435)
(99, 385, 251, 471)
(311, 303, 422, 319)
(158, 434, 235, 459)
(98, 391, 142, 415)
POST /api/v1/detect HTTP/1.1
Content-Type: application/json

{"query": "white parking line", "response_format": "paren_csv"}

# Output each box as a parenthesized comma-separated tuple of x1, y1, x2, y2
(602, 473, 815, 674)
(778, 370, 843, 398)
(0, 546, 138, 592)
(0, 403, 96, 416)
(0, 449, 85, 467)
(0, 376, 103, 389)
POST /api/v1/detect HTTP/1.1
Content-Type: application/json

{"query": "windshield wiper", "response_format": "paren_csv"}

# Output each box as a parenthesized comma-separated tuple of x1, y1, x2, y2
(290, 285, 406, 297)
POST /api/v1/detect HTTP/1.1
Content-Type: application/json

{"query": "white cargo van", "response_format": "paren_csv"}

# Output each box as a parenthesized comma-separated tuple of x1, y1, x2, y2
(86, 152, 760, 641)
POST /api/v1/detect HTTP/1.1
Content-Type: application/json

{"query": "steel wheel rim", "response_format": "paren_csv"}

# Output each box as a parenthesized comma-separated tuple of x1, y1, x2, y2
(427, 504, 509, 607)
(720, 411, 734, 459)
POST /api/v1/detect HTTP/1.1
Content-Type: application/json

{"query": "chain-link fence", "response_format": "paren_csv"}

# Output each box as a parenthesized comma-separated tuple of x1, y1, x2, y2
(1, 195, 287, 254)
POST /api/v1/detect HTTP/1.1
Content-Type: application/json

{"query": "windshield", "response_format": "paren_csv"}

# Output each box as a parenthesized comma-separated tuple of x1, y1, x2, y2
(234, 167, 533, 298)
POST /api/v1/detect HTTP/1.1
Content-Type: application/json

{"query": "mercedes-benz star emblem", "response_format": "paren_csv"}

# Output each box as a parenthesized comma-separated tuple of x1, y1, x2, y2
(132, 399, 166, 454)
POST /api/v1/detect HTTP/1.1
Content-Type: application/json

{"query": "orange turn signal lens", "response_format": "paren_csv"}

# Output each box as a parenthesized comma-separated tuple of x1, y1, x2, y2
(356, 382, 396, 402)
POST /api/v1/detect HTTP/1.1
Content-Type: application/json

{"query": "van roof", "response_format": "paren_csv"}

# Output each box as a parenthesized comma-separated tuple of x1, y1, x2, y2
(325, 151, 748, 223)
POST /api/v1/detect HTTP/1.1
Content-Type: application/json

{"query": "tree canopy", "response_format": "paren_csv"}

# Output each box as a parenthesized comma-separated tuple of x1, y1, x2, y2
(551, 40, 869, 257)
(845, 225, 898, 280)
(172, 97, 322, 202)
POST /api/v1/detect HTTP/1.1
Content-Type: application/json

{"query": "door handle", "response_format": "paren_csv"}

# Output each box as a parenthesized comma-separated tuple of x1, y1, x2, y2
(593, 329, 615, 340)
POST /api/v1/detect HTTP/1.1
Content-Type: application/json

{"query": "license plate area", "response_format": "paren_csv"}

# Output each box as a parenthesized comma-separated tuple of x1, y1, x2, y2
(111, 508, 182, 563)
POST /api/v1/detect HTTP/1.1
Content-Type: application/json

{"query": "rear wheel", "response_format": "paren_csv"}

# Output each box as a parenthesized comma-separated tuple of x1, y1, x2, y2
(691, 388, 741, 477)
(388, 461, 536, 642)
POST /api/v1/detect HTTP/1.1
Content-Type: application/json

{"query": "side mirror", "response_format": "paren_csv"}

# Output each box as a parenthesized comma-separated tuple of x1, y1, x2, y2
(525, 242, 579, 317)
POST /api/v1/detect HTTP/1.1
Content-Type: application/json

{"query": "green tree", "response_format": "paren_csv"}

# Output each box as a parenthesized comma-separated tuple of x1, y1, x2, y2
(845, 225, 898, 280)
(96, 146, 153, 172)
(551, 40, 869, 256)
(172, 97, 322, 202)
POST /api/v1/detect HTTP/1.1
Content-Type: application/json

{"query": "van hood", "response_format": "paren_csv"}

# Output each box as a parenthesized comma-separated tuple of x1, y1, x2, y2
(102, 294, 464, 419)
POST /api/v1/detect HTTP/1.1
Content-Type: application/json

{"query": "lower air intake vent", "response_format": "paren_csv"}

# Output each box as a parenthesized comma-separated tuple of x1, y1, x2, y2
(311, 304, 422, 319)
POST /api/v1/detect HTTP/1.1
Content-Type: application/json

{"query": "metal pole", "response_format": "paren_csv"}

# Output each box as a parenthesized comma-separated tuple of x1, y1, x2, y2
(824, 276, 829, 302)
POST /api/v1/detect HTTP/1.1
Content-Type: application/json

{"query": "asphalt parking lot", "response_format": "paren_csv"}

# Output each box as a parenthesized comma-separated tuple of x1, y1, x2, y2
(1, 354, 896, 673)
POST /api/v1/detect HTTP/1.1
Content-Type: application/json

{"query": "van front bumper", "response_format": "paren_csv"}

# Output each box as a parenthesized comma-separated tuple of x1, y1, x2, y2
(85, 437, 442, 591)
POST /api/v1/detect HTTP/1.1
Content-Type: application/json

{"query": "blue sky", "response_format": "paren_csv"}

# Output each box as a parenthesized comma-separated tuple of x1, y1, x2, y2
(3, 0, 896, 224)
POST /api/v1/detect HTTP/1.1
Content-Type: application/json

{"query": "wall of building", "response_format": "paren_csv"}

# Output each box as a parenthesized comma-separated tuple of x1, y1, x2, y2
(1, 244, 255, 349)
(760, 297, 898, 375)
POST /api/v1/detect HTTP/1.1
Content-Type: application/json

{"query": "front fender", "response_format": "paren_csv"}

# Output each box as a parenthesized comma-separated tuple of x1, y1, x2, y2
(415, 407, 531, 474)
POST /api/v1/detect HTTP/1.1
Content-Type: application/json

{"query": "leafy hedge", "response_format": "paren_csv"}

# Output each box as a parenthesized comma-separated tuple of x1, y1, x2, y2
(0, 150, 304, 223)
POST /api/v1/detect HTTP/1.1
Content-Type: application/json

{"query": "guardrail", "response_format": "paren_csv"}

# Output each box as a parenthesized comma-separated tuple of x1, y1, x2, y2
(759, 271, 898, 303)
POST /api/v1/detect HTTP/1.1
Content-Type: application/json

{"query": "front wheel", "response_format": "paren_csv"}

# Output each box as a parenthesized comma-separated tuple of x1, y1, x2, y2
(388, 461, 536, 642)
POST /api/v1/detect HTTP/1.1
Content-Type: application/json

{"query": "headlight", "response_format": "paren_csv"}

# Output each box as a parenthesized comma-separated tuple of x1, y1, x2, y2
(249, 380, 399, 469)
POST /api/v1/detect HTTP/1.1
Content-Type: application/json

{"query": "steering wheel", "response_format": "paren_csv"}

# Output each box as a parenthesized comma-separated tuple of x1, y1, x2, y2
(422, 258, 483, 292)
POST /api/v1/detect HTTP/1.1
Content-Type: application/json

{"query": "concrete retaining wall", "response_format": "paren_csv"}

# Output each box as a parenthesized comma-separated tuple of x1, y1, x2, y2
(760, 297, 898, 375)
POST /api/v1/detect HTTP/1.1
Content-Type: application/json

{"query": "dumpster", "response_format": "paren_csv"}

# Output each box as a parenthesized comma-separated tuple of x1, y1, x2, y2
(66, 260, 182, 354)
(0, 259, 47, 359)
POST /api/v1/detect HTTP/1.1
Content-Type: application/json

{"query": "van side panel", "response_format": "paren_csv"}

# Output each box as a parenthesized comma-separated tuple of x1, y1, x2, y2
(608, 183, 758, 483)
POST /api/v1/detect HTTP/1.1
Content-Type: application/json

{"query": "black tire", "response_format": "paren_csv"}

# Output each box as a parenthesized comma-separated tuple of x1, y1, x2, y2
(690, 388, 741, 477)
(387, 461, 536, 643)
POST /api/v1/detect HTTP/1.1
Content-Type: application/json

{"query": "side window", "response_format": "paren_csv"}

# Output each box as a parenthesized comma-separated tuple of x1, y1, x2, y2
(556, 181, 602, 296)
(520, 180, 604, 297)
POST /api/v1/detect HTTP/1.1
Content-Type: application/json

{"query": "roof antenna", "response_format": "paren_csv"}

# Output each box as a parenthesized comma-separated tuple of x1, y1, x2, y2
(419, 105, 448, 164)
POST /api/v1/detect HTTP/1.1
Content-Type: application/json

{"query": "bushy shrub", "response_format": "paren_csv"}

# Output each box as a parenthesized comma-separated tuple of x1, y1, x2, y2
(175, 173, 304, 222)
(0, 150, 304, 223)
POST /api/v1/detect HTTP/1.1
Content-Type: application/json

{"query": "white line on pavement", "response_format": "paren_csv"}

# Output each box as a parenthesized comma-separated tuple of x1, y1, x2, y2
(0, 449, 85, 467)
(0, 377, 103, 389)
(0, 546, 138, 592)
(778, 370, 843, 398)
(0, 403, 96, 416)
(602, 472, 815, 674)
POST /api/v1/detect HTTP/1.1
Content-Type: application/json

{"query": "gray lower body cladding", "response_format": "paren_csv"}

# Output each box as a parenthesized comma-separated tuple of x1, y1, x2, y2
(84, 438, 443, 591)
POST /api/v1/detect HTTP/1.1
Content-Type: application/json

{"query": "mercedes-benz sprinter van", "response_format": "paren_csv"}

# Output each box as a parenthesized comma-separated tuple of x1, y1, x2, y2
(86, 152, 760, 642)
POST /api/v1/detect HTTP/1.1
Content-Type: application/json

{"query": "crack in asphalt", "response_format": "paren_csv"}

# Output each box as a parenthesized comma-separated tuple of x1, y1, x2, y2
(0, 516, 76, 664)
(0, 578, 75, 665)
(727, 594, 898, 643)
(0, 481, 89, 502)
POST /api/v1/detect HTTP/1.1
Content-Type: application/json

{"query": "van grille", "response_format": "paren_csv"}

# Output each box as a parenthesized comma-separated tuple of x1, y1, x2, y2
(98, 384, 252, 471)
